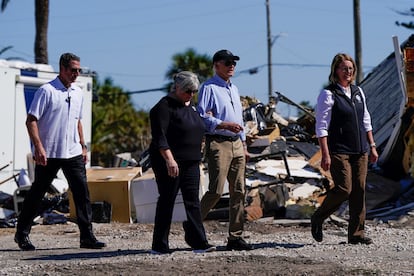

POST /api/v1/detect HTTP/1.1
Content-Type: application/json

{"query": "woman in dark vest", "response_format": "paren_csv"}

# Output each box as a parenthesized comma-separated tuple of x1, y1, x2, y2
(311, 53, 378, 245)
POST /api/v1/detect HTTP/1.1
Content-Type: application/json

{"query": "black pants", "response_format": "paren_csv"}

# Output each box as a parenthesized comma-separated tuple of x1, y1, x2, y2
(151, 159, 207, 251)
(17, 155, 93, 239)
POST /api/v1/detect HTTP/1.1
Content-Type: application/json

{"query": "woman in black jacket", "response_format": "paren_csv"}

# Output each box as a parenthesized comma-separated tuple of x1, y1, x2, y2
(149, 71, 215, 254)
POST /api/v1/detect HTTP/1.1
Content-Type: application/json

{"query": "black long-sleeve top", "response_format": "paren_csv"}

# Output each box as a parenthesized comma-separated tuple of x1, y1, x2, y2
(149, 95, 205, 161)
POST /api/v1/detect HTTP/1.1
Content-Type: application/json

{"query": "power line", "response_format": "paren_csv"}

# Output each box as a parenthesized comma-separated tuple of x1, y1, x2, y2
(235, 62, 374, 77)
(123, 61, 376, 95)
(124, 87, 168, 95)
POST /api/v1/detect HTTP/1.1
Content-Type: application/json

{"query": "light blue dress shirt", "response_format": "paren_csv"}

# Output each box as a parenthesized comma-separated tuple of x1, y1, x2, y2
(197, 74, 246, 142)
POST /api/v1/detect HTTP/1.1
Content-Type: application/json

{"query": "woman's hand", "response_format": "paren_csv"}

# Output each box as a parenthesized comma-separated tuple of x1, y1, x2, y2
(370, 147, 379, 164)
(160, 149, 179, 178)
(321, 154, 331, 171)
(166, 159, 179, 178)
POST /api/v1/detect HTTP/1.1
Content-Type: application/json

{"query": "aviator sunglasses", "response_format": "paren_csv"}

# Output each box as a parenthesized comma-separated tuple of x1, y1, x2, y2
(221, 60, 237, 67)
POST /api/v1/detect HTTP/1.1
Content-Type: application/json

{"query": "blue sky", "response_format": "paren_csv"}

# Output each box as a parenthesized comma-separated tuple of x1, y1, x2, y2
(0, 0, 412, 116)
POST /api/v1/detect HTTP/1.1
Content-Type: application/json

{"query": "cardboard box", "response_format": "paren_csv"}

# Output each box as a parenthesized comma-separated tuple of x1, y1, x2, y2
(131, 172, 187, 223)
(69, 167, 141, 223)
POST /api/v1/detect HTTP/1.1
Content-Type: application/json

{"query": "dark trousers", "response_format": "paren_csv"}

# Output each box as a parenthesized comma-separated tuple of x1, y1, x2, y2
(151, 159, 207, 251)
(313, 153, 368, 239)
(17, 155, 93, 239)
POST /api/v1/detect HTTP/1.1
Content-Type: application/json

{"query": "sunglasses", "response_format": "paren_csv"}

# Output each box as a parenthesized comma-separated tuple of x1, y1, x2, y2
(221, 60, 237, 67)
(70, 67, 82, 74)
(185, 89, 198, 95)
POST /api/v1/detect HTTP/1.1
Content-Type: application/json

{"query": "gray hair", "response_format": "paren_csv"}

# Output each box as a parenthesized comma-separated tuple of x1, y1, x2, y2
(171, 71, 200, 93)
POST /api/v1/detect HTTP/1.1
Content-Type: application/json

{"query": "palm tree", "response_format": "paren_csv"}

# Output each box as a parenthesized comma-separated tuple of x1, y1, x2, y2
(1, 0, 9, 11)
(34, 0, 49, 64)
(1, 0, 49, 64)
(395, 7, 414, 29)
(165, 48, 213, 91)
(0, 45, 12, 57)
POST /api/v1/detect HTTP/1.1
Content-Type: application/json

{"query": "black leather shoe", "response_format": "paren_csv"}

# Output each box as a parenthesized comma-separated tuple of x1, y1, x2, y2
(348, 236, 373, 245)
(14, 233, 35, 251)
(226, 238, 253, 251)
(80, 237, 106, 249)
(311, 216, 323, 242)
(150, 248, 172, 255)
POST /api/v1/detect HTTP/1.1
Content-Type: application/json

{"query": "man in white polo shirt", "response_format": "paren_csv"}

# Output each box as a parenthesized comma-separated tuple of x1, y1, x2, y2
(14, 53, 106, 251)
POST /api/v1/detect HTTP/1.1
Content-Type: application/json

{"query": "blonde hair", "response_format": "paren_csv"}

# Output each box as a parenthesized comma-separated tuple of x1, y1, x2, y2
(328, 53, 357, 85)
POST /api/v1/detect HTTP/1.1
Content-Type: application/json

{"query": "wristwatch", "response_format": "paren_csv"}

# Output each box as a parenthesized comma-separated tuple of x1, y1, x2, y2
(370, 142, 376, 148)
(81, 144, 88, 150)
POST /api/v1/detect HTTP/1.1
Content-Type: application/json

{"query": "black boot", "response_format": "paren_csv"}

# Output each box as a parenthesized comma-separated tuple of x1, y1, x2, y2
(80, 233, 106, 249)
(14, 232, 35, 251)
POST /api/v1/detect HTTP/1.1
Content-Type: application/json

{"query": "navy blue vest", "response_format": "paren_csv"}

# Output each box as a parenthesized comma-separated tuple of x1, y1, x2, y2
(327, 84, 369, 154)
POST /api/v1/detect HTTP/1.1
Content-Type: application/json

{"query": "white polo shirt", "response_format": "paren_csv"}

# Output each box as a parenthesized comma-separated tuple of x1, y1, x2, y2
(28, 77, 84, 159)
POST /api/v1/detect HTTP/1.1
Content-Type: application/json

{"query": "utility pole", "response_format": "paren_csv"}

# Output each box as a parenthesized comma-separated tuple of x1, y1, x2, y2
(353, 0, 363, 84)
(266, 0, 272, 103)
(266, 0, 286, 103)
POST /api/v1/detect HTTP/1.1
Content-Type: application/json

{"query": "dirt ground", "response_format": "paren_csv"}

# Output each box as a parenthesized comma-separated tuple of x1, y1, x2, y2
(0, 215, 414, 275)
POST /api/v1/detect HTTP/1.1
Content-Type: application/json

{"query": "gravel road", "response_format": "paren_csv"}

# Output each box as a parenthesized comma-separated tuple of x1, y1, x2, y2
(0, 214, 413, 275)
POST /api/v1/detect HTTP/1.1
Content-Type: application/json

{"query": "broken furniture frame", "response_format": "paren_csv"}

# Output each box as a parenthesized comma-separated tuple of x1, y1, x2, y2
(248, 139, 293, 182)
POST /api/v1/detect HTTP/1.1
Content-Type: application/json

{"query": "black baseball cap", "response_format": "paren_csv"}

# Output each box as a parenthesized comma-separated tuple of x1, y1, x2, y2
(212, 49, 240, 62)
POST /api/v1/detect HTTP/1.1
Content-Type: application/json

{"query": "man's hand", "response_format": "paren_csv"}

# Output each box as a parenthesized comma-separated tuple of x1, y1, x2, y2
(82, 147, 88, 164)
(219, 122, 243, 133)
(34, 145, 47, 166)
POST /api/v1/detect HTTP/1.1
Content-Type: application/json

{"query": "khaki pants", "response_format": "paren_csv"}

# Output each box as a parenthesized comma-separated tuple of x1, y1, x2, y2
(313, 153, 368, 239)
(200, 137, 246, 239)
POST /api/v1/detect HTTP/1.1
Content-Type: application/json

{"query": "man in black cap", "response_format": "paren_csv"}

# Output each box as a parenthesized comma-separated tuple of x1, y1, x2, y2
(197, 49, 253, 251)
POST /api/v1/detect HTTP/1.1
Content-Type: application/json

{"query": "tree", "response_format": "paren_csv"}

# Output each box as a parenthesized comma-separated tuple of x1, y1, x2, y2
(0, 0, 9, 11)
(91, 77, 150, 167)
(34, 0, 49, 64)
(395, 7, 414, 29)
(1, 0, 49, 63)
(0, 45, 12, 57)
(165, 48, 213, 91)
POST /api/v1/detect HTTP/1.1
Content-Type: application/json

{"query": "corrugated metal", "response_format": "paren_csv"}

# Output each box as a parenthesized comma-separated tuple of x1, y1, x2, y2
(360, 51, 403, 148)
